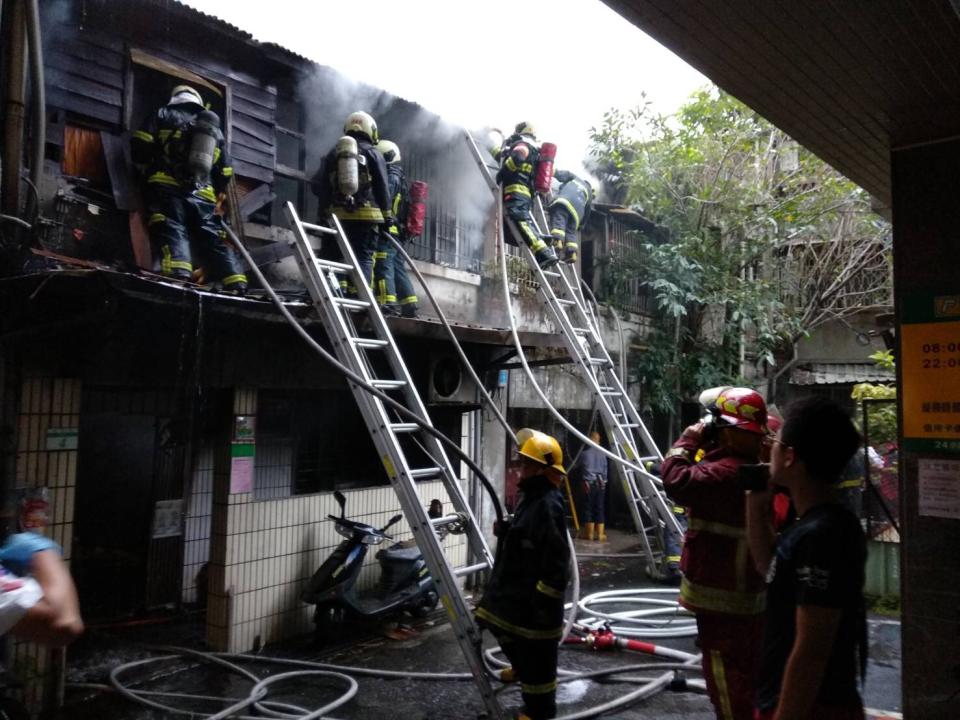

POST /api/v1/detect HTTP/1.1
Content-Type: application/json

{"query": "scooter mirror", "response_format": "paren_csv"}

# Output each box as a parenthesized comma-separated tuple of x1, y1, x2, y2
(333, 490, 346, 518)
(382, 514, 403, 532)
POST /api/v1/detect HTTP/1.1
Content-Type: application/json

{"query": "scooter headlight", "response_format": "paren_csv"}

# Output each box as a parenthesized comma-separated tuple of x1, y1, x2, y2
(361, 534, 385, 545)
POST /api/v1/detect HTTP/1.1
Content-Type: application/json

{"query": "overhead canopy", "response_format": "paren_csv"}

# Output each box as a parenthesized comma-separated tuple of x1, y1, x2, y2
(603, 0, 960, 207)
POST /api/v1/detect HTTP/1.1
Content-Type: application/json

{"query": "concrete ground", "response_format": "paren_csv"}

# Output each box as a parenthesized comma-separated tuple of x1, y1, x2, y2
(61, 528, 902, 719)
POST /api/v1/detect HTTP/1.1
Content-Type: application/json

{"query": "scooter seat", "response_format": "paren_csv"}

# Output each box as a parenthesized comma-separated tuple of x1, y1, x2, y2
(377, 543, 422, 563)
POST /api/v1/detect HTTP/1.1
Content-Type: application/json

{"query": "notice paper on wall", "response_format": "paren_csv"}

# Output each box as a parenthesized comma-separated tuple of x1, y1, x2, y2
(918, 457, 960, 519)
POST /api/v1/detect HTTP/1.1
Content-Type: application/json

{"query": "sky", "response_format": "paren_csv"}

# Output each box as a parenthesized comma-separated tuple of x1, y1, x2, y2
(181, 0, 709, 176)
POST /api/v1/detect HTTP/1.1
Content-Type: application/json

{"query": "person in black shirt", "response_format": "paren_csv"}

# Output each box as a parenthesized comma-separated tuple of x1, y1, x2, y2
(745, 397, 867, 720)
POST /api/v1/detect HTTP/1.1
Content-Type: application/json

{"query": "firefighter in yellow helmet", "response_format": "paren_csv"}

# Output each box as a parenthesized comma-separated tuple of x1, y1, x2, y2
(495, 122, 558, 269)
(476, 428, 570, 720)
(372, 139, 419, 317)
(310, 111, 391, 295)
(130, 85, 247, 293)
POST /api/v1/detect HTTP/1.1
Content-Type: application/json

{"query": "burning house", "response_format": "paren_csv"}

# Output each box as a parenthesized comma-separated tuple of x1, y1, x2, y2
(0, 0, 656, 710)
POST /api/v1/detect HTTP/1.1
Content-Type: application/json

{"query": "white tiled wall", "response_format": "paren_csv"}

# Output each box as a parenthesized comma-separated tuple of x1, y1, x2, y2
(210, 481, 467, 652)
(206, 388, 472, 652)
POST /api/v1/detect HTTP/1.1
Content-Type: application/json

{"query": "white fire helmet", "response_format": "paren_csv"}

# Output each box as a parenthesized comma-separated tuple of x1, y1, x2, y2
(169, 85, 203, 108)
(343, 111, 379, 144)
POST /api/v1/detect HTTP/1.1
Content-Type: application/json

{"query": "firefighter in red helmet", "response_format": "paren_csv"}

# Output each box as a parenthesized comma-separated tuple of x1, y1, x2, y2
(494, 122, 559, 269)
(661, 386, 769, 720)
(476, 429, 570, 719)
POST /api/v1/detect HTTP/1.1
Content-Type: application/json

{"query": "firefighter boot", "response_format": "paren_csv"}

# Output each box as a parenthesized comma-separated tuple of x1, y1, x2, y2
(500, 667, 518, 683)
(534, 245, 559, 269)
(580, 522, 594, 541)
(595, 523, 607, 542)
(563, 243, 578, 264)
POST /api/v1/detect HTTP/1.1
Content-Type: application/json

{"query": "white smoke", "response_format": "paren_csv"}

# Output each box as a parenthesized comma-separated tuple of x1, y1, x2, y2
(296, 65, 493, 262)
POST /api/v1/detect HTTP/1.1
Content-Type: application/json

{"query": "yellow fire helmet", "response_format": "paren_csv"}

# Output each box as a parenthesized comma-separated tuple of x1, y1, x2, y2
(169, 85, 203, 108)
(514, 121, 537, 140)
(517, 428, 566, 477)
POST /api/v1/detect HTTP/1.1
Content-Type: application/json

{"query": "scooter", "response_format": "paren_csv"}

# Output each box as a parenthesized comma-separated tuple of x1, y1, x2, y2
(301, 490, 454, 641)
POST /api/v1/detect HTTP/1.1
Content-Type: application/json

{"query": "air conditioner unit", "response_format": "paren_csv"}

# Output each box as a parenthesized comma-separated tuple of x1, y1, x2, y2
(427, 354, 479, 405)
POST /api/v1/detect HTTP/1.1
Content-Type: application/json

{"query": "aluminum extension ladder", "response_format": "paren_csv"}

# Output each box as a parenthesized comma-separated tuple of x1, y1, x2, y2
(283, 202, 505, 720)
(465, 133, 682, 574)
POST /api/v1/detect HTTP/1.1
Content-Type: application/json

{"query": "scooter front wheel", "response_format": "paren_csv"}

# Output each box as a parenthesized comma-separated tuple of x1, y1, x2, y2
(313, 604, 347, 644)
(408, 590, 439, 618)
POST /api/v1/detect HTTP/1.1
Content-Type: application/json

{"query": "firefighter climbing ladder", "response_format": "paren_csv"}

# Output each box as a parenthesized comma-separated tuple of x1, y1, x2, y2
(464, 133, 682, 574)
(283, 202, 505, 720)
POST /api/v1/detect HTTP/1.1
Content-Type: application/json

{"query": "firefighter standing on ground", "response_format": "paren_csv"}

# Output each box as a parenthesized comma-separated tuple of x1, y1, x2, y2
(476, 429, 570, 720)
(372, 139, 419, 318)
(131, 85, 247, 293)
(661, 386, 769, 720)
(311, 111, 391, 295)
(495, 123, 558, 269)
(578, 430, 608, 542)
(548, 170, 593, 264)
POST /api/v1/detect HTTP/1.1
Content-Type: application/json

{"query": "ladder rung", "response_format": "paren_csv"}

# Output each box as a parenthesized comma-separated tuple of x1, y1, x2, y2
(558, 298, 576, 306)
(620, 423, 640, 428)
(334, 297, 370, 310)
(430, 513, 462, 526)
(371, 379, 407, 389)
(389, 423, 420, 434)
(600, 389, 621, 396)
(572, 327, 590, 335)
(352, 337, 389, 349)
(541, 270, 561, 279)
(300, 221, 337, 235)
(588, 357, 610, 365)
(410, 467, 442, 479)
(315, 258, 354, 273)
(454, 562, 490, 577)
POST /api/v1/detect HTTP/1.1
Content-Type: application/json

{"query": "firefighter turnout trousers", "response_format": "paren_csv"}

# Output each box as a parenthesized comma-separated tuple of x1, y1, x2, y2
(146, 188, 247, 290)
(339, 220, 380, 296)
(373, 231, 418, 315)
(697, 613, 763, 720)
(548, 204, 578, 261)
(496, 632, 559, 719)
(503, 197, 548, 252)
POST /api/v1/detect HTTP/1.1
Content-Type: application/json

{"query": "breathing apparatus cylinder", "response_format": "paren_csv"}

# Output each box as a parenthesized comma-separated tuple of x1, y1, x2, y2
(534, 141, 557, 194)
(335, 135, 360, 199)
(187, 109, 222, 185)
(405, 180, 428, 238)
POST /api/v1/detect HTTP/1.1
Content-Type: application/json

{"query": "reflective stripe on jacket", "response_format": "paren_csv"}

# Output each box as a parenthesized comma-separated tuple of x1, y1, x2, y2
(476, 475, 570, 639)
(662, 443, 766, 615)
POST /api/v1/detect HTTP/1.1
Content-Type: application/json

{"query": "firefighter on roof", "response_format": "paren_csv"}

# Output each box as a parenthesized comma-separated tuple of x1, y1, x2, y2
(548, 170, 593, 264)
(495, 122, 558, 269)
(476, 428, 570, 720)
(372, 139, 419, 318)
(311, 111, 391, 296)
(131, 85, 247, 293)
(661, 386, 769, 720)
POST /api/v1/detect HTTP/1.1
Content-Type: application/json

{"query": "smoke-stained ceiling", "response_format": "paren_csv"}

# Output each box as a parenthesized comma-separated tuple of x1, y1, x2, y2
(602, 0, 960, 207)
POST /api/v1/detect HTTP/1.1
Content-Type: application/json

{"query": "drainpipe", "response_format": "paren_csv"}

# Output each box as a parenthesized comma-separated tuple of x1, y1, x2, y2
(1, 0, 27, 217)
(23, 0, 44, 223)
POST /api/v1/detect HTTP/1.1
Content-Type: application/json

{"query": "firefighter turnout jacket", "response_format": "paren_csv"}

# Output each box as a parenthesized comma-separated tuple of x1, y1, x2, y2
(550, 170, 593, 231)
(496, 133, 540, 201)
(385, 163, 406, 238)
(476, 475, 570, 640)
(311, 134, 391, 224)
(132, 105, 233, 203)
(661, 439, 766, 616)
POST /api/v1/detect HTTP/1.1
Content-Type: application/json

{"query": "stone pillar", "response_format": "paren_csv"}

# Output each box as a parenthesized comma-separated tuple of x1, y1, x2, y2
(892, 139, 960, 719)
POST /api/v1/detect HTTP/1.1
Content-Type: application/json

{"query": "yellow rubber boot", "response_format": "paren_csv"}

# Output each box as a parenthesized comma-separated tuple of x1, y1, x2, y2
(580, 522, 594, 541)
(595, 523, 607, 542)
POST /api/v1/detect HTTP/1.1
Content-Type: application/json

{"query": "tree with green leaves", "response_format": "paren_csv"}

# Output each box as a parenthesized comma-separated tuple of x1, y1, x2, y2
(588, 89, 891, 435)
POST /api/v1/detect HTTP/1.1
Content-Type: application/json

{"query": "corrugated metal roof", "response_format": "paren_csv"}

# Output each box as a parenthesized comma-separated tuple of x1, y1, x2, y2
(789, 363, 895, 386)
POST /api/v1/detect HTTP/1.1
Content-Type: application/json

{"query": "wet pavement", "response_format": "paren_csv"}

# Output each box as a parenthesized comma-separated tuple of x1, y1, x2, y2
(61, 528, 902, 719)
